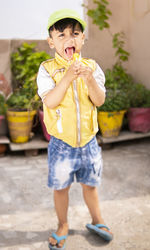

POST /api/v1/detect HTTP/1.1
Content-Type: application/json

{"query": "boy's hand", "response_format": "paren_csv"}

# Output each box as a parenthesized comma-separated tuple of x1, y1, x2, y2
(64, 61, 82, 83)
(77, 65, 105, 107)
(77, 65, 93, 84)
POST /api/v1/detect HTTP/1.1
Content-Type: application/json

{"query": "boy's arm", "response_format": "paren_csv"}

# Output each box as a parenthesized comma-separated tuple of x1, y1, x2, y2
(87, 76, 105, 107)
(37, 64, 55, 101)
(42, 62, 80, 108)
(78, 64, 106, 107)
(42, 74, 72, 108)
(37, 62, 80, 108)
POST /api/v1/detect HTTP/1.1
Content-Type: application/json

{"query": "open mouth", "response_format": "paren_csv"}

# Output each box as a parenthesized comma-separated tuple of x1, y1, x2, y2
(65, 46, 75, 58)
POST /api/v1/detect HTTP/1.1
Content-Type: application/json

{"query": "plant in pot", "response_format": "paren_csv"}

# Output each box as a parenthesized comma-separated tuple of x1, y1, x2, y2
(97, 63, 131, 137)
(0, 74, 12, 131)
(127, 83, 150, 133)
(97, 32, 132, 137)
(6, 42, 50, 143)
(0, 94, 7, 128)
(0, 94, 8, 155)
(84, 1, 132, 137)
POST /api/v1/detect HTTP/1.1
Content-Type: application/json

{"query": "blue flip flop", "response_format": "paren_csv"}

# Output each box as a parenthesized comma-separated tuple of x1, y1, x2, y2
(86, 223, 113, 242)
(49, 232, 68, 250)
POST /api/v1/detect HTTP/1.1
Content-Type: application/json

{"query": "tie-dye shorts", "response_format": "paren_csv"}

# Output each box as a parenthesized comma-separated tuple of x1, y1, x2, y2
(47, 136, 103, 190)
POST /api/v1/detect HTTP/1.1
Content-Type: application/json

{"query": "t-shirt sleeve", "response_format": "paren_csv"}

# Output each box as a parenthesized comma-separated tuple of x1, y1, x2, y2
(93, 63, 106, 93)
(37, 64, 55, 99)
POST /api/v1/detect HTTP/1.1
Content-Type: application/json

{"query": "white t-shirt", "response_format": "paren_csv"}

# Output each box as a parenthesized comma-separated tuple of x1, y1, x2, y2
(37, 63, 106, 99)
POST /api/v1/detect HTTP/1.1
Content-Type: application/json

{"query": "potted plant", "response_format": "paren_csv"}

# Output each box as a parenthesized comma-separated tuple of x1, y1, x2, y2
(127, 83, 150, 133)
(0, 73, 12, 130)
(84, 2, 132, 137)
(97, 63, 131, 137)
(6, 42, 50, 143)
(97, 33, 131, 137)
(0, 94, 7, 155)
(0, 94, 7, 129)
(85, 0, 150, 137)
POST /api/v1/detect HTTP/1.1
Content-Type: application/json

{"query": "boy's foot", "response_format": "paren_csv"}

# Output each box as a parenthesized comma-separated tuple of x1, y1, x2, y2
(49, 223, 68, 248)
(86, 223, 113, 242)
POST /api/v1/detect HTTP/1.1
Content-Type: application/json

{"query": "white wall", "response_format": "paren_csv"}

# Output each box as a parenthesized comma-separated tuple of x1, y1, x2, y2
(0, 0, 84, 39)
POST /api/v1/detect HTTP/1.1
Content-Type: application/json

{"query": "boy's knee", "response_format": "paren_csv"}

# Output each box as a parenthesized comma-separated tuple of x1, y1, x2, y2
(54, 185, 71, 193)
(81, 183, 96, 190)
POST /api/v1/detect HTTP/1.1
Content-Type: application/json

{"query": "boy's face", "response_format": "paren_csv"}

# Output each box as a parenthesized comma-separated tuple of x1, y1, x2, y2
(47, 23, 85, 61)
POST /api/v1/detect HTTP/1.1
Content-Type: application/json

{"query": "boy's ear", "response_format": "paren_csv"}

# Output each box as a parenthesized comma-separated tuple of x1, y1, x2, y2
(82, 33, 85, 45)
(47, 37, 54, 49)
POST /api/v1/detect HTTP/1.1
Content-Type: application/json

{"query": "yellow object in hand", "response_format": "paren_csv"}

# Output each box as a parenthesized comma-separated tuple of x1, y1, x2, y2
(73, 53, 80, 61)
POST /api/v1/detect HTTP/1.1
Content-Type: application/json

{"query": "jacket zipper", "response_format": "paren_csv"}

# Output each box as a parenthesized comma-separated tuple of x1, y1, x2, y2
(73, 80, 81, 147)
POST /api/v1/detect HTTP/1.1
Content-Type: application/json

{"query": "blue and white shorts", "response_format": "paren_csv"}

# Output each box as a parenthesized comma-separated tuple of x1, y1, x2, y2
(47, 136, 103, 190)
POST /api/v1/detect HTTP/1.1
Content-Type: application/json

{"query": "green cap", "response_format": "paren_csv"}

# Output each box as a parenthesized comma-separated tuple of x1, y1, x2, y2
(47, 9, 86, 31)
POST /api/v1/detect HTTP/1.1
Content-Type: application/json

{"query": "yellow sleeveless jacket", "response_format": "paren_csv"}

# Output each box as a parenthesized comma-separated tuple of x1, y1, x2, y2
(42, 52, 98, 147)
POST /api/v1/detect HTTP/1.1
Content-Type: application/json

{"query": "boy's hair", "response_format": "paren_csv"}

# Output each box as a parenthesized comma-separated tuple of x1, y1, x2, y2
(49, 18, 83, 37)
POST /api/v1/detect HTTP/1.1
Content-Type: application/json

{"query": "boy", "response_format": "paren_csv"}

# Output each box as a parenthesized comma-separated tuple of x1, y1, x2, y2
(37, 9, 113, 249)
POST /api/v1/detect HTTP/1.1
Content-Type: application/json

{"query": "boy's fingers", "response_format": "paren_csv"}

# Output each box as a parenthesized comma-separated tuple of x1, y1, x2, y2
(74, 69, 80, 75)
(78, 68, 87, 74)
(74, 61, 82, 68)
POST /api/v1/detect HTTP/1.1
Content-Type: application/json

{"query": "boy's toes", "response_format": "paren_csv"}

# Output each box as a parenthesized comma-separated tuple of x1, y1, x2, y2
(49, 223, 68, 248)
(49, 236, 57, 246)
(49, 235, 66, 248)
(57, 240, 65, 248)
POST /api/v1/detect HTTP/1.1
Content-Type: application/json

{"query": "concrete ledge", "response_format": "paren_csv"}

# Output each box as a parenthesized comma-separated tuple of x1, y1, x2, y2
(0, 136, 10, 144)
(9, 136, 48, 151)
(97, 131, 150, 144)
(1, 131, 150, 151)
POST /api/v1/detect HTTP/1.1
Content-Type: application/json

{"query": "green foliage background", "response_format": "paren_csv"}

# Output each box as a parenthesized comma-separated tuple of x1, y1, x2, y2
(7, 43, 50, 110)
(0, 94, 7, 115)
(85, 1, 150, 111)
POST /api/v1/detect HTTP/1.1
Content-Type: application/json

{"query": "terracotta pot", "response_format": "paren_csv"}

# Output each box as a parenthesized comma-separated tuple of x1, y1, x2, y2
(128, 107, 150, 133)
(0, 144, 7, 156)
(39, 110, 50, 141)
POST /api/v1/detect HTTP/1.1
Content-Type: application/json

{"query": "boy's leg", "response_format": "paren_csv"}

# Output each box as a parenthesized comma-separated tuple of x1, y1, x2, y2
(81, 183, 109, 231)
(49, 186, 70, 248)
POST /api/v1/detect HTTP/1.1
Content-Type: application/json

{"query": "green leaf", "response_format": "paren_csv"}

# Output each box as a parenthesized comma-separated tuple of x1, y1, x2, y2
(86, 0, 111, 31)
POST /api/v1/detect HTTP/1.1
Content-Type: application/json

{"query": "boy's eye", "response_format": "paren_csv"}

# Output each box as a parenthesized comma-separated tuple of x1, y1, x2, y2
(59, 33, 64, 37)
(74, 32, 79, 36)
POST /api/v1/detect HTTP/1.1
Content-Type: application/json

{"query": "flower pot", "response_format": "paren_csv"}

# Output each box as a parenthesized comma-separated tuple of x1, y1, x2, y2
(6, 110, 37, 143)
(39, 110, 50, 141)
(0, 144, 7, 156)
(0, 115, 5, 128)
(98, 110, 126, 137)
(127, 107, 150, 133)
(0, 115, 8, 136)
